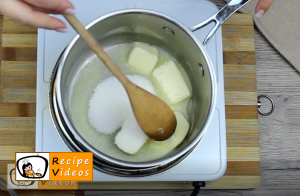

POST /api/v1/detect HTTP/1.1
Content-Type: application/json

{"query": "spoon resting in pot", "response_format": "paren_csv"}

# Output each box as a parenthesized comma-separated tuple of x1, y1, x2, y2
(63, 14, 177, 141)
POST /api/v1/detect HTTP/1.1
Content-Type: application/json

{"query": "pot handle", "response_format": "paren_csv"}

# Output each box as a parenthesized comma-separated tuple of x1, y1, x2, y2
(189, 0, 251, 47)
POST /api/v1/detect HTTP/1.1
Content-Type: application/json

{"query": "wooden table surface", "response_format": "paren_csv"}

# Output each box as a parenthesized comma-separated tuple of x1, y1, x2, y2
(86, 0, 300, 195)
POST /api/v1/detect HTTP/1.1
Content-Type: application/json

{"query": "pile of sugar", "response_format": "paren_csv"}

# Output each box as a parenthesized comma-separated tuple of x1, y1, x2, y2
(88, 75, 157, 134)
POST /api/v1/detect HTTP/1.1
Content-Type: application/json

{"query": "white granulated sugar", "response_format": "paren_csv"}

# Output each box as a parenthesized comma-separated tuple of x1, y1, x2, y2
(88, 75, 156, 134)
(115, 115, 148, 154)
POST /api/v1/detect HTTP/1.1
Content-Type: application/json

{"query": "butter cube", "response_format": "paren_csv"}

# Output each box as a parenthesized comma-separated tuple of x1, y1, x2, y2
(115, 115, 148, 154)
(152, 60, 190, 104)
(128, 42, 158, 75)
(161, 111, 189, 148)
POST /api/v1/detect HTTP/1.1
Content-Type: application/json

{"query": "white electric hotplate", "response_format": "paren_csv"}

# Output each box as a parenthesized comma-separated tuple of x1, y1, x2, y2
(36, 0, 227, 182)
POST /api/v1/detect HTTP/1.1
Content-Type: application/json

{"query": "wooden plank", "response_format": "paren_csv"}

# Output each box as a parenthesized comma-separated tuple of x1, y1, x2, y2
(0, 103, 35, 117)
(0, 117, 35, 132)
(225, 92, 257, 105)
(205, 176, 260, 189)
(1, 61, 36, 88)
(0, 146, 34, 160)
(223, 51, 256, 65)
(224, 64, 256, 76)
(79, 176, 260, 190)
(1, 88, 36, 103)
(0, 187, 79, 195)
(226, 105, 258, 119)
(3, 16, 37, 34)
(227, 147, 260, 161)
(2, 34, 37, 47)
(0, 118, 35, 158)
(86, 190, 300, 196)
(223, 14, 254, 26)
(15, 191, 77, 196)
(226, 119, 259, 147)
(0, 15, 3, 96)
(0, 160, 14, 177)
(225, 161, 260, 176)
(222, 25, 255, 52)
(224, 64, 257, 92)
(0, 191, 12, 196)
(0, 124, 35, 146)
(0, 61, 36, 102)
(2, 47, 37, 61)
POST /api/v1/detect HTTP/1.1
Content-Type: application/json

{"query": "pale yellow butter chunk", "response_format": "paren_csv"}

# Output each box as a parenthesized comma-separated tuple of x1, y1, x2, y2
(152, 60, 191, 104)
(159, 111, 189, 149)
(128, 42, 158, 75)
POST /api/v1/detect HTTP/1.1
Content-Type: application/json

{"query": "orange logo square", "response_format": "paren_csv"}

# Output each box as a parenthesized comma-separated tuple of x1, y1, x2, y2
(49, 152, 93, 181)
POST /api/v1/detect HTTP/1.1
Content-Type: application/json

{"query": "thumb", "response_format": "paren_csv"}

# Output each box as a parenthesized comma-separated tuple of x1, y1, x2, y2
(255, 0, 275, 18)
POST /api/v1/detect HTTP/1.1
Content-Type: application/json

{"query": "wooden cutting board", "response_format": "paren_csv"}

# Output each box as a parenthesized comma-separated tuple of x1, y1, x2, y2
(0, 13, 259, 194)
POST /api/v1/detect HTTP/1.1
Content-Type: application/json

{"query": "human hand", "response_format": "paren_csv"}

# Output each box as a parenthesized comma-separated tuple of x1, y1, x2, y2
(0, 0, 75, 32)
(255, 0, 275, 18)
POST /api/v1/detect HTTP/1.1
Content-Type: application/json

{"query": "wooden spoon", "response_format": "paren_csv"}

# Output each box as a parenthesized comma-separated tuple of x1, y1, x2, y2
(63, 14, 177, 141)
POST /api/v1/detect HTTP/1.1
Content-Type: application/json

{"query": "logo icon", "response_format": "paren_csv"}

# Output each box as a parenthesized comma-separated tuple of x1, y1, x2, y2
(15, 153, 50, 181)
(7, 164, 38, 189)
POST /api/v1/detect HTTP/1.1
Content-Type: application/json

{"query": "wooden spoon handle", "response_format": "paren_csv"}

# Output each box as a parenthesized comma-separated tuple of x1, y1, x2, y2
(63, 14, 130, 85)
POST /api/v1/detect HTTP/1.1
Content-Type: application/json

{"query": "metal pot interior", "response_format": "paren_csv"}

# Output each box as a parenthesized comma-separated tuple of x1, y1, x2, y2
(56, 10, 215, 168)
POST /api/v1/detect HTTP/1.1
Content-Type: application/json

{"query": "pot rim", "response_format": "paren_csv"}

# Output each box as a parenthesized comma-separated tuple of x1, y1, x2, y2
(54, 8, 217, 168)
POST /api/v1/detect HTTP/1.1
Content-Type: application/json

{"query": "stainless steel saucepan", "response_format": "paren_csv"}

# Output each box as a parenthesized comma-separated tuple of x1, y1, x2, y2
(49, 0, 251, 177)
